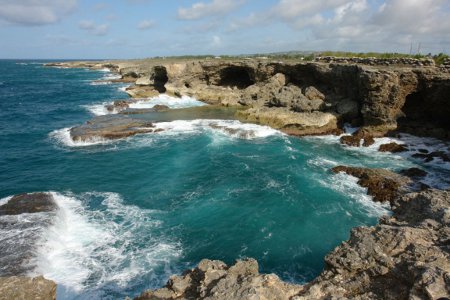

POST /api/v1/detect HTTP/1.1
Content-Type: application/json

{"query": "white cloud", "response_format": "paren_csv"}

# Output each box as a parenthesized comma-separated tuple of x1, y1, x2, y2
(137, 19, 155, 30)
(79, 20, 109, 36)
(229, 0, 450, 53)
(178, 0, 244, 20)
(0, 0, 77, 26)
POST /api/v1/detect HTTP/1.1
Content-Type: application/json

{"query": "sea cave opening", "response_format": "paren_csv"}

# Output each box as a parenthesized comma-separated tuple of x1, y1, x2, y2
(153, 66, 169, 93)
(218, 66, 255, 89)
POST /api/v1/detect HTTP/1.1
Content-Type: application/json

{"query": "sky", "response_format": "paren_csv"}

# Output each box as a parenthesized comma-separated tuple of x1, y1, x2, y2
(0, 0, 449, 59)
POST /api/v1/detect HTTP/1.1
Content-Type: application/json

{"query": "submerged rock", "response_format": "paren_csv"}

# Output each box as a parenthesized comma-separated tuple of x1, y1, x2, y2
(0, 276, 56, 300)
(70, 115, 156, 142)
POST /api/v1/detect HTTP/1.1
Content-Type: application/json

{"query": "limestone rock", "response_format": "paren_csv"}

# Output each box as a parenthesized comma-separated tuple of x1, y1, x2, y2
(237, 107, 339, 136)
(135, 258, 302, 300)
(70, 115, 156, 142)
(0, 276, 56, 300)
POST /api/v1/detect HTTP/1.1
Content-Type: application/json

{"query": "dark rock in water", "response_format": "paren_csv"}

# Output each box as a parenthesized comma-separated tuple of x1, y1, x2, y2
(153, 104, 170, 111)
(332, 166, 411, 203)
(379, 142, 407, 153)
(412, 151, 450, 163)
(0, 276, 56, 300)
(0, 193, 56, 216)
(106, 100, 130, 112)
(340, 130, 375, 147)
(135, 258, 301, 300)
(400, 167, 428, 178)
(70, 115, 156, 142)
(0, 193, 57, 276)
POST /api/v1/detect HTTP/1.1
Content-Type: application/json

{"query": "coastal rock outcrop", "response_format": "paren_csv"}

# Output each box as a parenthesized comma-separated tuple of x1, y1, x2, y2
(48, 59, 450, 139)
(135, 258, 302, 300)
(297, 188, 450, 300)
(0, 276, 56, 300)
(331, 166, 412, 203)
(70, 115, 157, 142)
(135, 187, 449, 300)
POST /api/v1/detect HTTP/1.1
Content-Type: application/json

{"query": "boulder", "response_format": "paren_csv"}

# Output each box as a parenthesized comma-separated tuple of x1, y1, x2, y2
(378, 142, 407, 153)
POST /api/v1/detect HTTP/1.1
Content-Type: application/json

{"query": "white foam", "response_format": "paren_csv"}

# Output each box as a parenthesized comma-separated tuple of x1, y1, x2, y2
(320, 172, 391, 218)
(155, 119, 282, 140)
(32, 192, 181, 294)
(128, 94, 206, 110)
(89, 81, 112, 86)
(49, 128, 113, 147)
(83, 94, 206, 116)
(0, 195, 12, 206)
(118, 86, 129, 92)
(81, 103, 113, 116)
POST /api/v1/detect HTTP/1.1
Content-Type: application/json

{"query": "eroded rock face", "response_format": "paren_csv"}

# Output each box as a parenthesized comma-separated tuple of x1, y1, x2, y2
(237, 107, 340, 136)
(50, 59, 450, 139)
(70, 115, 156, 142)
(135, 258, 302, 300)
(0, 276, 56, 300)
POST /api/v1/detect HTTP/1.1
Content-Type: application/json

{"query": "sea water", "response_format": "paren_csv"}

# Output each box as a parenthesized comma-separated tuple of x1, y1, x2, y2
(0, 60, 448, 299)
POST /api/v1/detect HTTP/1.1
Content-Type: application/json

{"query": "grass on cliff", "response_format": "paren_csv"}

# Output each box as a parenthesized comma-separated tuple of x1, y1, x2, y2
(317, 51, 449, 65)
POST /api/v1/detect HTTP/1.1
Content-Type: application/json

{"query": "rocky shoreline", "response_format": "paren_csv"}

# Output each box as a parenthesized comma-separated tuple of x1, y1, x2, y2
(1, 58, 448, 299)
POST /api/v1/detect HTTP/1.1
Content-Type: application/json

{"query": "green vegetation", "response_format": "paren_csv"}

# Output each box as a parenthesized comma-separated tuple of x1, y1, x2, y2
(144, 51, 448, 65)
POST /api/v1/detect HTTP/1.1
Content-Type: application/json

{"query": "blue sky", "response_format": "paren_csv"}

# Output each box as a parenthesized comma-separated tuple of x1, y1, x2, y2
(0, 0, 449, 59)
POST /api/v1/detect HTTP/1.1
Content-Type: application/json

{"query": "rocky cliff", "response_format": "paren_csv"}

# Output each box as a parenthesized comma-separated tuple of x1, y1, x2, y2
(49, 58, 450, 140)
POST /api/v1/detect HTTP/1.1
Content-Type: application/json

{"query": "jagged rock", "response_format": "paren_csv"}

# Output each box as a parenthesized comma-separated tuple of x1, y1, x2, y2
(340, 130, 375, 147)
(70, 115, 156, 142)
(49, 59, 450, 139)
(0, 276, 56, 300)
(0, 193, 56, 216)
(135, 258, 302, 300)
(331, 166, 411, 203)
(237, 107, 339, 136)
(379, 142, 408, 152)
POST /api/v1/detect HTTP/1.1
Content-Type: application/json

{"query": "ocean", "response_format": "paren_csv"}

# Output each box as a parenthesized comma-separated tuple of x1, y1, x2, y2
(0, 60, 448, 299)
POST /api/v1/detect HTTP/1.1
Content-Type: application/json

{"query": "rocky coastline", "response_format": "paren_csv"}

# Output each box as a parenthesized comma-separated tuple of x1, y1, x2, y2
(1, 58, 448, 299)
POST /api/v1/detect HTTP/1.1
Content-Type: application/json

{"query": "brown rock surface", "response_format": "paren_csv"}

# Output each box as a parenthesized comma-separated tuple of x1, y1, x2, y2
(0, 193, 56, 216)
(0, 276, 56, 300)
(331, 166, 412, 203)
(135, 258, 302, 300)
(379, 142, 408, 152)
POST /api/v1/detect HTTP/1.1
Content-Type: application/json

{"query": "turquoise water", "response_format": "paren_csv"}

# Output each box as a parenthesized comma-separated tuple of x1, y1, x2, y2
(1, 60, 448, 299)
